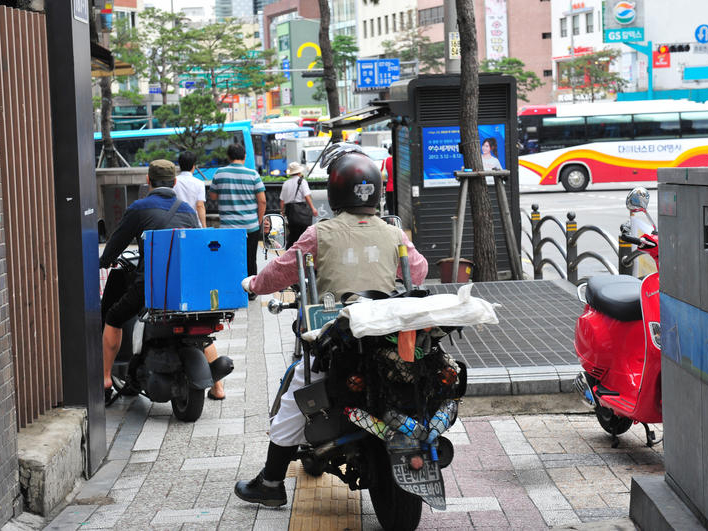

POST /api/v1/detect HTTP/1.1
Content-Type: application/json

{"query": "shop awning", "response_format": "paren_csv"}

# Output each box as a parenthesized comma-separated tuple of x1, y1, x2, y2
(319, 102, 392, 132)
(90, 41, 136, 78)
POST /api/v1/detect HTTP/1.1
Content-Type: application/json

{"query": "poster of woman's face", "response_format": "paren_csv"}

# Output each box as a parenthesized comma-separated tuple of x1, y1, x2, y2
(479, 124, 506, 171)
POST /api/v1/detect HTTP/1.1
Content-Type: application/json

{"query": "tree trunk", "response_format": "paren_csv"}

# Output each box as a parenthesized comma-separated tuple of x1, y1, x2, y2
(456, 0, 497, 281)
(317, 0, 342, 141)
(100, 76, 119, 168)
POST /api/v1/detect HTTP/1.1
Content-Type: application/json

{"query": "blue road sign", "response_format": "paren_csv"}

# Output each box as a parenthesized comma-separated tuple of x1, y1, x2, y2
(356, 59, 400, 90)
(696, 24, 708, 44)
(282, 59, 291, 80)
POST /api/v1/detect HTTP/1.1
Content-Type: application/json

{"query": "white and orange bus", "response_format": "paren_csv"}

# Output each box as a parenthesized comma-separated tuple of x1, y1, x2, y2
(518, 100, 708, 192)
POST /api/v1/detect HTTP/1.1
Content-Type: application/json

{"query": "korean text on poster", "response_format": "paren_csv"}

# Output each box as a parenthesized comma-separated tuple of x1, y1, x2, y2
(422, 125, 506, 187)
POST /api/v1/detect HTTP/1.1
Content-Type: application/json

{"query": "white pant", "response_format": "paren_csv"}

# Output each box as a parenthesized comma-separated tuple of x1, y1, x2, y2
(269, 357, 325, 447)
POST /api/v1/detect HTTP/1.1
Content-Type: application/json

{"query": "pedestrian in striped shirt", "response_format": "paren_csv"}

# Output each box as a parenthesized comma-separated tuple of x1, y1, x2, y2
(209, 144, 266, 300)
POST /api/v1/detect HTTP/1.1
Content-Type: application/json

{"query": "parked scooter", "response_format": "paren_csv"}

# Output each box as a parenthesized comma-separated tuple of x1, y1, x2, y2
(262, 213, 497, 530)
(573, 187, 661, 448)
(101, 252, 234, 421)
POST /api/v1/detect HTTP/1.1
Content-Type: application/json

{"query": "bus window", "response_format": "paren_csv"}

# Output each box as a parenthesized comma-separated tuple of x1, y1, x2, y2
(586, 114, 633, 142)
(680, 111, 708, 137)
(633, 113, 680, 139)
(539, 116, 586, 147)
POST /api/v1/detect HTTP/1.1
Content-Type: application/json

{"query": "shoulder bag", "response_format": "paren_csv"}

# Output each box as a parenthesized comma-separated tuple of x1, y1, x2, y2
(285, 177, 313, 226)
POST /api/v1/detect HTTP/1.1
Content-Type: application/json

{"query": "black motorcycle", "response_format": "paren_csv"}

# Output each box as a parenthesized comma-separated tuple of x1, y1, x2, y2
(264, 215, 467, 530)
(101, 251, 234, 421)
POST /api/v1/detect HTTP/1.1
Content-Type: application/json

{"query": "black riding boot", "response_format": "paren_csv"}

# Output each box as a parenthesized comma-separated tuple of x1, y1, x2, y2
(234, 442, 298, 507)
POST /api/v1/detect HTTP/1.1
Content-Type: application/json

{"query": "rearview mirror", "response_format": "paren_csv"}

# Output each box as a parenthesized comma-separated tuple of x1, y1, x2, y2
(380, 215, 402, 229)
(626, 187, 650, 213)
(262, 214, 286, 250)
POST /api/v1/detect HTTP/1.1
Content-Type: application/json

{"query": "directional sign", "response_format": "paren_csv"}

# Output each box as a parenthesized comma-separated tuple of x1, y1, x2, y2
(696, 24, 708, 44)
(282, 58, 291, 80)
(356, 59, 400, 90)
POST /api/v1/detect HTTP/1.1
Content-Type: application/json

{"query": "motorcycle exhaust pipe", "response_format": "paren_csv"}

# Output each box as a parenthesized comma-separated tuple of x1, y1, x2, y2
(573, 372, 596, 408)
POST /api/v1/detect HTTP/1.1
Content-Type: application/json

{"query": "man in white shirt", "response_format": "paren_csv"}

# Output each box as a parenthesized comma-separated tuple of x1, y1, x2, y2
(174, 151, 207, 228)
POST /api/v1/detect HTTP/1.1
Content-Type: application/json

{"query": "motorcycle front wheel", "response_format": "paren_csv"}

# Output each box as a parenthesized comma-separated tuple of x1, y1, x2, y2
(171, 386, 205, 422)
(368, 445, 422, 531)
(596, 406, 633, 435)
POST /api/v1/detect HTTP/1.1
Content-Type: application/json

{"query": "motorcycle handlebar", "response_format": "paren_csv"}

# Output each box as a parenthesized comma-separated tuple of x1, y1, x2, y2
(620, 234, 642, 246)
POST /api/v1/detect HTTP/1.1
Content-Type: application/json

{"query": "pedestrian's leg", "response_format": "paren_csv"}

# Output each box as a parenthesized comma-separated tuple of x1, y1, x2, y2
(103, 324, 122, 390)
(204, 343, 225, 399)
(247, 229, 259, 276)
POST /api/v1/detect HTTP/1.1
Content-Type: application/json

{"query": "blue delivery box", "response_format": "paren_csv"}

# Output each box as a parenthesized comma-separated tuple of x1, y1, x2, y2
(144, 228, 248, 311)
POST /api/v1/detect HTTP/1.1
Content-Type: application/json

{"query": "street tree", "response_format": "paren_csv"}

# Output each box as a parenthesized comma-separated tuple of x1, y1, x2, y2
(480, 57, 543, 102)
(565, 49, 625, 102)
(97, 15, 143, 168)
(136, 90, 230, 167)
(382, 26, 444, 74)
(135, 8, 189, 106)
(316, 0, 342, 140)
(184, 21, 283, 105)
(313, 35, 358, 104)
(456, 0, 497, 281)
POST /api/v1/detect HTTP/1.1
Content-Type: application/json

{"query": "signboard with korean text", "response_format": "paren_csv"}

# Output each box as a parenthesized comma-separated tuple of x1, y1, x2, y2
(422, 124, 506, 187)
(653, 51, 670, 68)
(603, 0, 645, 43)
(73, 0, 89, 23)
(356, 59, 401, 90)
(485, 0, 509, 60)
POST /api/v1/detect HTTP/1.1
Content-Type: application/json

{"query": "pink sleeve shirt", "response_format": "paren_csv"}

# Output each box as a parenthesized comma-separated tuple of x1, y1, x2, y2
(249, 225, 428, 295)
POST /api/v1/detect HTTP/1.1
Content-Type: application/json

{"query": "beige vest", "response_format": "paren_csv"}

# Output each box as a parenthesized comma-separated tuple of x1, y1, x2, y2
(315, 212, 403, 300)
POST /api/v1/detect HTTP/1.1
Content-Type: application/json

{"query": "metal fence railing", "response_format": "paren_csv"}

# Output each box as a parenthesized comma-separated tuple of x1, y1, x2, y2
(521, 204, 634, 285)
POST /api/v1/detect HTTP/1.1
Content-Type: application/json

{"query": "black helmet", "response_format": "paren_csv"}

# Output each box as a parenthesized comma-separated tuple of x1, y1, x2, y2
(322, 142, 382, 214)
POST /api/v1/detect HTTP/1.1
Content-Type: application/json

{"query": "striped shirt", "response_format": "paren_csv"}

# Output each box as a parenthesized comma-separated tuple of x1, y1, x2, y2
(211, 162, 265, 232)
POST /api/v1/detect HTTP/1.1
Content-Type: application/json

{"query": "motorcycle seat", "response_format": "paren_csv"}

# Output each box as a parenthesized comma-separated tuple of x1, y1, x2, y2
(586, 275, 642, 322)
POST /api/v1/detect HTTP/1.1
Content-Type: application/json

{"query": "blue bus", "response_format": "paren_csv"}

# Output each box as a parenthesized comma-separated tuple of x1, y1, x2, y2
(250, 124, 314, 176)
(93, 120, 255, 181)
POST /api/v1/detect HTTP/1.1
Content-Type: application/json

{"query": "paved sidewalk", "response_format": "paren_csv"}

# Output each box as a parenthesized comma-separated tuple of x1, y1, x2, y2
(33, 289, 666, 531)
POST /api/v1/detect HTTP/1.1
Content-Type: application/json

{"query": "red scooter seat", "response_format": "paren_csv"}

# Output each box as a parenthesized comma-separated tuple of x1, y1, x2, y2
(586, 275, 642, 322)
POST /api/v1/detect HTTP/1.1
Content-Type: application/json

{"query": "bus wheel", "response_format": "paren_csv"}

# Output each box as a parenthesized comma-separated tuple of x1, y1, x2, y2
(560, 165, 589, 192)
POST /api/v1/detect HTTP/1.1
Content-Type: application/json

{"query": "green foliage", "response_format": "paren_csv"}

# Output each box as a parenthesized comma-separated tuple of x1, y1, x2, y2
(312, 35, 359, 102)
(563, 49, 626, 102)
(480, 57, 543, 103)
(136, 91, 230, 166)
(184, 20, 285, 102)
(134, 8, 190, 98)
(381, 27, 444, 74)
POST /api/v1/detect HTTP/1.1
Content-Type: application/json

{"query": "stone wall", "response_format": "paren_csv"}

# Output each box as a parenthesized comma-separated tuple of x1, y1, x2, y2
(0, 166, 20, 525)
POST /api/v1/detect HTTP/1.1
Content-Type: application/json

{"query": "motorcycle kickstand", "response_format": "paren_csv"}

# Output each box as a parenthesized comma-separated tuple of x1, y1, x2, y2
(610, 432, 620, 449)
(642, 423, 661, 447)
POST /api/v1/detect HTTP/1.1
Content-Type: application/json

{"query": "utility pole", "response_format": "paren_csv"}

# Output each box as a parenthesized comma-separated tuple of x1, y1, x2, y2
(445, 0, 461, 73)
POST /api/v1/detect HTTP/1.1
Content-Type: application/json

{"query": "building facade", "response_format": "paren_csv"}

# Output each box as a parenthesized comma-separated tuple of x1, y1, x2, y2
(551, 0, 708, 102)
(357, 0, 553, 105)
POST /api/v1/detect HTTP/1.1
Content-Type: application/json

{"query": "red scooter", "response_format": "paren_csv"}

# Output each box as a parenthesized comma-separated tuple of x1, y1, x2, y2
(573, 187, 662, 448)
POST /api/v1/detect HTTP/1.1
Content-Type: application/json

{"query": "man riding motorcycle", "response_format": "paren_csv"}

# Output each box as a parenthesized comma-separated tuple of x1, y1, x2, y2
(234, 143, 428, 507)
(100, 159, 224, 403)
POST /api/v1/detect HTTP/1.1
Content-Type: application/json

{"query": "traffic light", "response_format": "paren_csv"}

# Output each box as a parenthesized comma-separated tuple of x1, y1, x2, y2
(657, 43, 691, 53)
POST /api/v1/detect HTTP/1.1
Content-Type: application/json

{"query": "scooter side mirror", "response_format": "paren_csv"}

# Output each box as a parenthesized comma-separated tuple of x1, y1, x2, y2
(262, 213, 286, 251)
(626, 187, 650, 213)
(381, 215, 402, 229)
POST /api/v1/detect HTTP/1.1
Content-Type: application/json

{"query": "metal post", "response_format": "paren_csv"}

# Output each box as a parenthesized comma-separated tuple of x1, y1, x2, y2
(451, 177, 470, 283)
(45, 1, 106, 475)
(647, 40, 654, 100)
(618, 238, 633, 275)
(531, 204, 541, 279)
(494, 175, 523, 280)
(566, 212, 578, 284)
(449, 216, 457, 257)
(444, 0, 460, 73)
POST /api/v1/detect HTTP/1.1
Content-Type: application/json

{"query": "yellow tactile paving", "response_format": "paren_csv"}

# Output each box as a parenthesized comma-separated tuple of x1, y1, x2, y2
(287, 462, 362, 531)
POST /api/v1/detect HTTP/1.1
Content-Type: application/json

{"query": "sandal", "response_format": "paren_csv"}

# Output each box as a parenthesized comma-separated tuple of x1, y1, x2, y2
(207, 390, 226, 401)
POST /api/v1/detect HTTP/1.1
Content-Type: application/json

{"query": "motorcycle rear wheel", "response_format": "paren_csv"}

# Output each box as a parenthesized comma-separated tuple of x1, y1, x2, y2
(369, 446, 422, 531)
(596, 406, 633, 435)
(171, 387, 205, 422)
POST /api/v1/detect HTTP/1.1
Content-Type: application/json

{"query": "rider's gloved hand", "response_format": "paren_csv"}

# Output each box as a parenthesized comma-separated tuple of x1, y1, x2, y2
(241, 276, 256, 294)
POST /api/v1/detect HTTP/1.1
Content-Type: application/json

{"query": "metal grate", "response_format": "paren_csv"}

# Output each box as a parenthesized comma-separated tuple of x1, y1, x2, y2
(427, 281, 583, 369)
(0, 7, 62, 428)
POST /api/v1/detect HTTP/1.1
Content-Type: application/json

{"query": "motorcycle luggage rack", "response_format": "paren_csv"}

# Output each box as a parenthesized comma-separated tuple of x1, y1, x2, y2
(141, 309, 235, 324)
